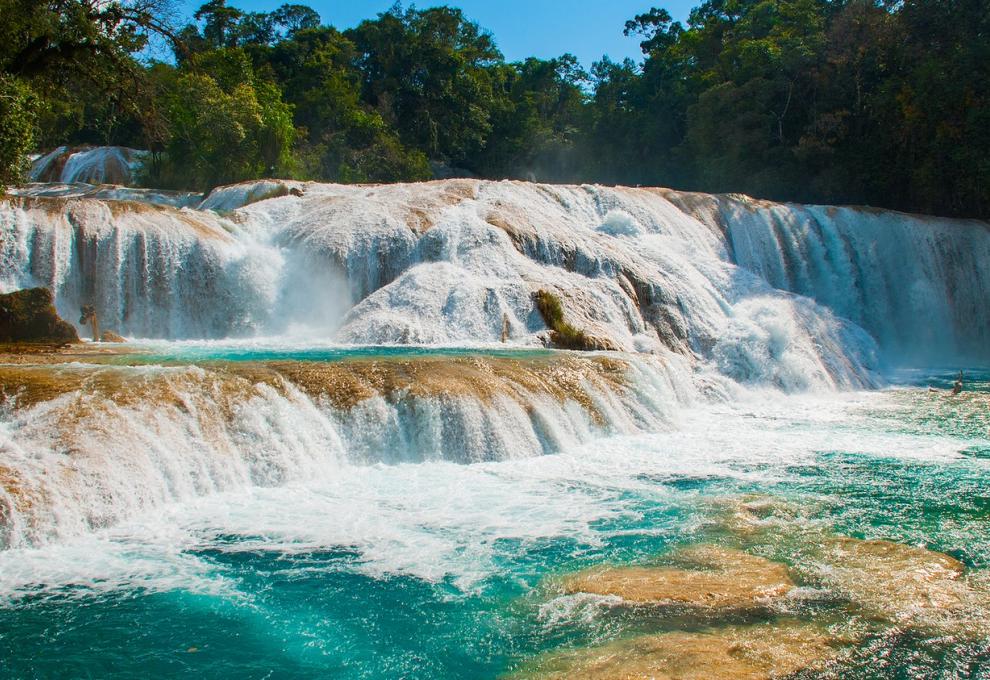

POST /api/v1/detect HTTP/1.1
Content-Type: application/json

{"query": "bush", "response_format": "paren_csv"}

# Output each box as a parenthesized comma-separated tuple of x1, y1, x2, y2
(533, 289, 596, 350)
(147, 50, 297, 191)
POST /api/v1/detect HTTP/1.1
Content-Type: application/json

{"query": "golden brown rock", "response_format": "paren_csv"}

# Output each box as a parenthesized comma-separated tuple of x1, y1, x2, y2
(262, 354, 629, 422)
(812, 536, 968, 625)
(561, 545, 794, 611)
(511, 620, 841, 680)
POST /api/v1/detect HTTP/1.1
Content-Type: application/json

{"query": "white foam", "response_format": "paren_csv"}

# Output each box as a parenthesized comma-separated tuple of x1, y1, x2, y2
(0, 387, 975, 600)
(6, 178, 961, 387)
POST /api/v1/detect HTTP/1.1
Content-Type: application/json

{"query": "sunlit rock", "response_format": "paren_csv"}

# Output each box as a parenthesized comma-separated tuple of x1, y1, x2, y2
(809, 537, 969, 626)
(560, 545, 794, 612)
(715, 495, 990, 636)
(511, 620, 843, 679)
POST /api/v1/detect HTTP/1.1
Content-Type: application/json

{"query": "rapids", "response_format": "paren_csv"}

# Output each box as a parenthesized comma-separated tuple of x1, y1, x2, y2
(1, 165, 989, 677)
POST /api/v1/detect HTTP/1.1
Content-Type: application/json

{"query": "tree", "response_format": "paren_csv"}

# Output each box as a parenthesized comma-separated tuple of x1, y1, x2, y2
(152, 48, 296, 189)
(476, 56, 588, 179)
(0, 0, 180, 166)
(194, 0, 244, 49)
(0, 0, 178, 77)
(271, 4, 321, 37)
(347, 5, 503, 164)
(0, 75, 37, 191)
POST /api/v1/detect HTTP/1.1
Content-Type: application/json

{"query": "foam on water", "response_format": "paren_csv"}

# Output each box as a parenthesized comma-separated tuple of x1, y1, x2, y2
(13, 178, 986, 385)
(0, 384, 980, 599)
(0, 370, 988, 677)
(0, 350, 696, 549)
(2, 168, 989, 675)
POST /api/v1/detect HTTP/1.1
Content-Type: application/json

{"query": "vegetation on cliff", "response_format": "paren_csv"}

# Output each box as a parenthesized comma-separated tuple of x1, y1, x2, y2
(0, 288, 79, 344)
(0, 0, 987, 218)
(534, 290, 600, 351)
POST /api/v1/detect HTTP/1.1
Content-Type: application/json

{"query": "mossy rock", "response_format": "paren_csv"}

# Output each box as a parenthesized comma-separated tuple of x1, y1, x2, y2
(0, 288, 79, 344)
(533, 289, 614, 351)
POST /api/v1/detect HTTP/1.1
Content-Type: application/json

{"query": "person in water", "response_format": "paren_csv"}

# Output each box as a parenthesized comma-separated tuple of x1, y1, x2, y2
(952, 371, 964, 395)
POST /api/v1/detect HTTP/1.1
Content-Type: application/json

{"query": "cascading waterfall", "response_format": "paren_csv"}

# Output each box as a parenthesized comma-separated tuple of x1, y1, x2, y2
(0, 353, 689, 549)
(1, 168, 989, 550)
(718, 198, 990, 364)
(4, 179, 985, 366)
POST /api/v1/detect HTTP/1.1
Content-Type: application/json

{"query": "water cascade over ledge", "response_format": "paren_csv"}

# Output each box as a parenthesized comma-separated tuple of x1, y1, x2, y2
(1, 174, 989, 549)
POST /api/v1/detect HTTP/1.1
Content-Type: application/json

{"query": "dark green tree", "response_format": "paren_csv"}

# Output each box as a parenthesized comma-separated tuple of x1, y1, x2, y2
(0, 75, 38, 191)
(347, 5, 503, 164)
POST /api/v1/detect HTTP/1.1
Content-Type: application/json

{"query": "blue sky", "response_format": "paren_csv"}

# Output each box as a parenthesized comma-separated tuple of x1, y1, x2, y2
(177, 1, 699, 67)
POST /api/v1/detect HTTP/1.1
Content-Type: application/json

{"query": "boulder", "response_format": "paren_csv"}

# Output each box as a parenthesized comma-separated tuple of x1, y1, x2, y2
(0, 288, 79, 344)
(100, 331, 126, 343)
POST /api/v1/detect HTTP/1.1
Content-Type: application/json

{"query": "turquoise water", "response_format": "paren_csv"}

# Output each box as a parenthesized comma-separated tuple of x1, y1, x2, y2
(1, 366, 989, 677)
(94, 341, 555, 365)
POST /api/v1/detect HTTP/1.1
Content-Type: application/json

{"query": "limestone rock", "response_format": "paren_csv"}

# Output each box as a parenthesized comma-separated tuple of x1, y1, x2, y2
(0, 288, 79, 344)
(812, 537, 968, 625)
(512, 620, 841, 680)
(100, 331, 126, 343)
(561, 545, 794, 611)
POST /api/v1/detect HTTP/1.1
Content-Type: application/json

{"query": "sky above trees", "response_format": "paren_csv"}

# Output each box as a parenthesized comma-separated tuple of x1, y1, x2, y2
(177, 0, 699, 66)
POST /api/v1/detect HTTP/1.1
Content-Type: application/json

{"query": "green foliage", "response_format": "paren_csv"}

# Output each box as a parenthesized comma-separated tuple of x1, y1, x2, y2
(346, 5, 502, 164)
(0, 0, 175, 159)
(0, 0, 987, 218)
(475, 55, 589, 179)
(155, 72, 294, 189)
(0, 75, 37, 191)
(534, 290, 596, 351)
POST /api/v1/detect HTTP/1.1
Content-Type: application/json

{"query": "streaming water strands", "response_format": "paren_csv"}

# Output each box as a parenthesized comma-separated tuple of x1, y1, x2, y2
(8, 178, 986, 386)
(0, 175, 987, 552)
(0, 352, 687, 550)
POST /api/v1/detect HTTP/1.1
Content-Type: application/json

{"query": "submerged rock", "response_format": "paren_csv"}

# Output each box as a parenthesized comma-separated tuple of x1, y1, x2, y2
(811, 537, 969, 626)
(0, 288, 79, 344)
(561, 545, 794, 612)
(716, 495, 989, 635)
(512, 620, 842, 679)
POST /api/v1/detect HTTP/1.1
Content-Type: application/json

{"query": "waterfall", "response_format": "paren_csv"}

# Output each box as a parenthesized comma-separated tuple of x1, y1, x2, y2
(0, 353, 689, 549)
(2, 166, 989, 549)
(8, 178, 970, 377)
(29, 146, 147, 186)
(718, 197, 990, 364)
(4, 179, 984, 368)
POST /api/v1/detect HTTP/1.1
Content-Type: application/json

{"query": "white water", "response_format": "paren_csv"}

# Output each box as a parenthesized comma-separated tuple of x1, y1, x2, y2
(5, 179, 962, 385)
(1, 169, 988, 550)
(0, 387, 978, 600)
(29, 146, 147, 185)
(0, 352, 693, 549)
(3, 174, 984, 372)
(720, 199, 990, 364)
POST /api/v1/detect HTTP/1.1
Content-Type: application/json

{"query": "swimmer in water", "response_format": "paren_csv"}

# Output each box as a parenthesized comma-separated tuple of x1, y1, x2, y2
(952, 371, 964, 395)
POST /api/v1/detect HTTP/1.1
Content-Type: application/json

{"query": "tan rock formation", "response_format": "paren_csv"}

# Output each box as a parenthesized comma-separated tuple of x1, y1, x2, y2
(561, 545, 794, 612)
(511, 620, 842, 680)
